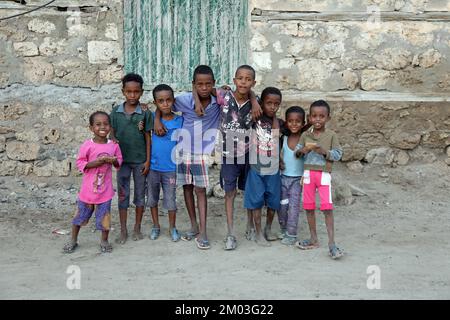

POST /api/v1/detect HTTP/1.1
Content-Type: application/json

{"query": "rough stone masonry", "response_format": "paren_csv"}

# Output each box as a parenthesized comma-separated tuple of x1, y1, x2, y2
(0, 0, 449, 178)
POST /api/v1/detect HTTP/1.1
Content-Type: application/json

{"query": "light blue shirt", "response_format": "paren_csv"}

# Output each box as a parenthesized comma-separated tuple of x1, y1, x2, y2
(173, 93, 221, 155)
(281, 136, 304, 177)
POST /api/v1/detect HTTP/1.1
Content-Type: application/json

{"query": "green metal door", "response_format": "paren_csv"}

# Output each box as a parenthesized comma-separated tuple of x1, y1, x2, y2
(124, 0, 248, 90)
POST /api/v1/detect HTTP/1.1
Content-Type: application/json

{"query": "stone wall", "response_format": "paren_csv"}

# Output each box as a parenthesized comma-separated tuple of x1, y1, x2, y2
(0, 0, 449, 178)
(0, 0, 123, 89)
(249, 0, 450, 93)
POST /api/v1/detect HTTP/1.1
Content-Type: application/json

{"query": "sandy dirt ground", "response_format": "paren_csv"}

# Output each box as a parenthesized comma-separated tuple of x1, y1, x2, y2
(1, 161, 449, 300)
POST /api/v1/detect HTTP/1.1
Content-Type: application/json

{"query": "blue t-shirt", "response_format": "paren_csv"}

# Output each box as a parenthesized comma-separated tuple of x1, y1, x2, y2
(151, 113, 183, 172)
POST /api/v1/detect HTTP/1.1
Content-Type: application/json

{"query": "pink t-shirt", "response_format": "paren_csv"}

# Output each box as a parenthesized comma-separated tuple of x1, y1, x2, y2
(76, 139, 123, 204)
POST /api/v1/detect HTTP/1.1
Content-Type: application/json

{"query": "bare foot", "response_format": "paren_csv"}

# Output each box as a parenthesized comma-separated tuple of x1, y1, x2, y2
(115, 230, 128, 244)
(255, 234, 271, 247)
(264, 226, 278, 241)
(132, 230, 144, 241)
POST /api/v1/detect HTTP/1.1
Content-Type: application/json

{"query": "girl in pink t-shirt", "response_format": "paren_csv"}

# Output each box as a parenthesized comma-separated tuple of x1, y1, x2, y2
(63, 111, 122, 254)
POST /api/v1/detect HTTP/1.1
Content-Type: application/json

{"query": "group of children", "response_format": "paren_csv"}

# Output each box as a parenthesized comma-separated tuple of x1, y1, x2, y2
(63, 64, 344, 260)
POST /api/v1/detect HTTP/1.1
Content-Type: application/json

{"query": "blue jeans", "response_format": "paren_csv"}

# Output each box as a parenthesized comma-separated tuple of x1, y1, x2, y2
(243, 168, 281, 210)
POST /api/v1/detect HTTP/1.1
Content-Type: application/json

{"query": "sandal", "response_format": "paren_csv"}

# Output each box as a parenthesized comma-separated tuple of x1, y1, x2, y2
(329, 244, 344, 260)
(245, 228, 255, 241)
(63, 241, 78, 254)
(149, 227, 161, 240)
(195, 237, 211, 250)
(295, 239, 319, 250)
(181, 230, 199, 241)
(281, 234, 297, 246)
(278, 229, 287, 240)
(224, 235, 237, 250)
(170, 228, 181, 242)
(100, 242, 113, 253)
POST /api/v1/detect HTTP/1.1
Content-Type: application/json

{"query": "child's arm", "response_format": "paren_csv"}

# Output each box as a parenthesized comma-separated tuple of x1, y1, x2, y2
(295, 134, 308, 158)
(153, 108, 167, 136)
(111, 143, 123, 168)
(279, 141, 285, 171)
(312, 134, 343, 161)
(192, 84, 204, 117)
(109, 111, 119, 143)
(76, 142, 100, 172)
(326, 133, 343, 161)
(250, 90, 262, 121)
(142, 130, 151, 176)
(84, 158, 108, 169)
(211, 85, 232, 98)
(142, 112, 152, 175)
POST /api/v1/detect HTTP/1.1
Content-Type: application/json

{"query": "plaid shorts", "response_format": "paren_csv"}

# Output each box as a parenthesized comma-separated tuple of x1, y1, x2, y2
(176, 153, 210, 188)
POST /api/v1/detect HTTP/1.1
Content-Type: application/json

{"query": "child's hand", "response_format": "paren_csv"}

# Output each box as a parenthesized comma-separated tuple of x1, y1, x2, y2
(140, 103, 149, 111)
(96, 157, 109, 165)
(279, 159, 285, 171)
(141, 162, 150, 176)
(154, 119, 167, 136)
(195, 105, 205, 117)
(250, 90, 262, 121)
(312, 145, 327, 156)
(105, 156, 117, 164)
(296, 147, 309, 157)
(138, 120, 144, 131)
(251, 104, 262, 122)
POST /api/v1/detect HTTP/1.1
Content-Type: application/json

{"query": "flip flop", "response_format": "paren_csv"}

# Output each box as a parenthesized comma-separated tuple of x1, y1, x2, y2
(195, 237, 211, 250)
(224, 235, 237, 250)
(295, 239, 319, 250)
(329, 244, 344, 260)
(181, 230, 199, 241)
(63, 241, 78, 254)
(149, 227, 160, 240)
(245, 228, 255, 241)
(100, 242, 113, 253)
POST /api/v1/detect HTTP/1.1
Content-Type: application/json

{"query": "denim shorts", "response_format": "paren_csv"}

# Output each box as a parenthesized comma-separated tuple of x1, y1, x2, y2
(244, 167, 281, 210)
(146, 170, 177, 211)
(220, 156, 250, 192)
(117, 162, 147, 209)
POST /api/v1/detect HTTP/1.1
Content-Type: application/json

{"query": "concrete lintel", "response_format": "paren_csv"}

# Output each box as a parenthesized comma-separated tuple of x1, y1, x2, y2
(281, 91, 450, 102)
(251, 10, 450, 22)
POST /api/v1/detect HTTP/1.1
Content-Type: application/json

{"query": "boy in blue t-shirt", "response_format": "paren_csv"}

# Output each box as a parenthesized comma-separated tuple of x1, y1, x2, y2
(146, 84, 183, 242)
